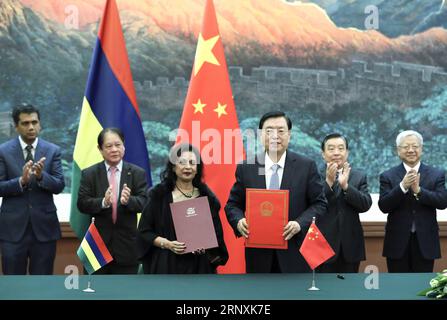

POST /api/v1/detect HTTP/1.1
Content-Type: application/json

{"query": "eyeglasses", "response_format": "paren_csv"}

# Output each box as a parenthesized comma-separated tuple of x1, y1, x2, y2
(398, 144, 420, 151)
(177, 159, 197, 166)
(264, 128, 289, 136)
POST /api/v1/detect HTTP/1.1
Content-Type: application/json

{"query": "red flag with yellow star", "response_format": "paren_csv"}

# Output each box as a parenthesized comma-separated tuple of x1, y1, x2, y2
(176, 0, 245, 273)
(299, 222, 335, 270)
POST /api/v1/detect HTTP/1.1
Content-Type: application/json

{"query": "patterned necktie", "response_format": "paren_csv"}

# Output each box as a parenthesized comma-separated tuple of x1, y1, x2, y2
(25, 145, 34, 162)
(109, 166, 118, 224)
(269, 164, 280, 190)
(333, 171, 340, 193)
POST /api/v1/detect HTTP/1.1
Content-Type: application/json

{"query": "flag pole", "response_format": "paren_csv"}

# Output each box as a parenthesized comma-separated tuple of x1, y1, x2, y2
(308, 269, 320, 291)
(83, 217, 96, 293)
(307, 216, 320, 291)
(83, 274, 95, 293)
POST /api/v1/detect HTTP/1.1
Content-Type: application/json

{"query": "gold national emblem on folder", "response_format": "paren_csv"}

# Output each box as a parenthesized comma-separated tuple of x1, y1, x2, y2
(260, 201, 273, 217)
(246, 189, 289, 249)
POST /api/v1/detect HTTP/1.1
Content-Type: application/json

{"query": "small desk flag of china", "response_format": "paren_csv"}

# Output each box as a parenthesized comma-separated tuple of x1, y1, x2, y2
(299, 220, 335, 270)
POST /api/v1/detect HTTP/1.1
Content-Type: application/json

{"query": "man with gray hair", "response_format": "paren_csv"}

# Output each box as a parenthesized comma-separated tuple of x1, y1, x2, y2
(378, 130, 447, 272)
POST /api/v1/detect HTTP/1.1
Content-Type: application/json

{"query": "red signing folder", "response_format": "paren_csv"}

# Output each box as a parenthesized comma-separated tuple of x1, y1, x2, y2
(170, 196, 218, 253)
(245, 188, 289, 249)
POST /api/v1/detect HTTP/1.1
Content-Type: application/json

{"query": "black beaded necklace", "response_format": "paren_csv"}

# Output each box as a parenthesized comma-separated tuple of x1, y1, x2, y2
(176, 183, 194, 198)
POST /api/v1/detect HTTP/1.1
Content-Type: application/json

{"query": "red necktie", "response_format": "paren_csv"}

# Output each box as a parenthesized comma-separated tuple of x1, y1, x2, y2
(109, 166, 118, 224)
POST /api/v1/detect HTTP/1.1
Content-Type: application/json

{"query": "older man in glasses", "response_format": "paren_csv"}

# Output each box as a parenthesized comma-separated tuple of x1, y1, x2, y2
(379, 130, 447, 272)
(225, 111, 327, 273)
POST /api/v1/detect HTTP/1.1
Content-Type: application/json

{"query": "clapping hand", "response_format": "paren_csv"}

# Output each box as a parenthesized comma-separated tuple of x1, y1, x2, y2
(411, 172, 421, 194)
(120, 183, 131, 205)
(402, 169, 418, 190)
(20, 160, 33, 186)
(32, 157, 46, 180)
(338, 162, 351, 191)
(104, 185, 113, 207)
(325, 162, 338, 188)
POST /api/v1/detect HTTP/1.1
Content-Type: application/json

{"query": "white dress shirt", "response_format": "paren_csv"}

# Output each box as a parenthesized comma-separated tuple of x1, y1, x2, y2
(18, 136, 39, 190)
(400, 161, 421, 232)
(19, 136, 38, 160)
(400, 161, 421, 194)
(265, 151, 287, 189)
(102, 160, 123, 208)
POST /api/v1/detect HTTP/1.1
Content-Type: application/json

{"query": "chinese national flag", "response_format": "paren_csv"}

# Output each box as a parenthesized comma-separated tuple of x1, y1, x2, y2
(176, 0, 245, 273)
(299, 222, 335, 270)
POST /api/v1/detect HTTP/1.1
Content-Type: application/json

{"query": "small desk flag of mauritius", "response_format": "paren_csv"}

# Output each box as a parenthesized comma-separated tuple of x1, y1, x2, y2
(299, 219, 335, 270)
(69, 0, 152, 239)
(77, 219, 113, 274)
(176, 0, 245, 273)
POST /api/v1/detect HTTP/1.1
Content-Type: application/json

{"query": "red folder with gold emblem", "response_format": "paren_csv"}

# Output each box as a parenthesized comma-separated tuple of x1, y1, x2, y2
(245, 188, 289, 249)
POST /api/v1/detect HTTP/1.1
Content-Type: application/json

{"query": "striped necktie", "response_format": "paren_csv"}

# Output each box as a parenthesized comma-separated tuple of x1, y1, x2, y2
(25, 145, 34, 162)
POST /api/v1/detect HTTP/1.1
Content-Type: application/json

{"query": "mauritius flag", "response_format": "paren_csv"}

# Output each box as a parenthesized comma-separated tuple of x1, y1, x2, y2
(77, 221, 113, 274)
(69, 0, 152, 239)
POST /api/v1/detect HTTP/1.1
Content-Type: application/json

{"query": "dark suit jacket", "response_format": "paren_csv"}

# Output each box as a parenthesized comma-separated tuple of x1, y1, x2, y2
(318, 168, 372, 263)
(0, 137, 65, 242)
(378, 163, 447, 260)
(77, 161, 148, 266)
(137, 182, 228, 274)
(225, 151, 327, 273)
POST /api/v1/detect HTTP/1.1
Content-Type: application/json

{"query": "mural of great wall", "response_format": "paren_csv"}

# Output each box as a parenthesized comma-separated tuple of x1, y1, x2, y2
(135, 60, 447, 117)
(130, 59, 447, 193)
(1, 58, 446, 194)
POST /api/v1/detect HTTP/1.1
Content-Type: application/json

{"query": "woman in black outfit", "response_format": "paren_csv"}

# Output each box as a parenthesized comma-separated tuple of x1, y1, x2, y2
(137, 143, 228, 273)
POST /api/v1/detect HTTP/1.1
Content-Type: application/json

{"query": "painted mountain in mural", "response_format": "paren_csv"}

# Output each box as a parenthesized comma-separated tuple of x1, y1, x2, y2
(2, 0, 447, 192)
(0, 0, 194, 109)
(15, 0, 447, 70)
(3, 0, 447, 109)
(308, 0, 446, 37)
(0, 0, 93, 115)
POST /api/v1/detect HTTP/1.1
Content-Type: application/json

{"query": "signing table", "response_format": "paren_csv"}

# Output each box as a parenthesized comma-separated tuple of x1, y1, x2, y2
(0, 273, 434, 300)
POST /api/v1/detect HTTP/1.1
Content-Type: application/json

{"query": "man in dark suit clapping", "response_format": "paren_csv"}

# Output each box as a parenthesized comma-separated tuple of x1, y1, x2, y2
(77, 128, 147, 274)
(379, 130, 447, 272)
(0, 104, 65, 275)
(317, 133, 372, 273)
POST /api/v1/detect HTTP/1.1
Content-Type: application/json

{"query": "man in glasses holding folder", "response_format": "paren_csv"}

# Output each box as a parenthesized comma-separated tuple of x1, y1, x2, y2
(225, 111, 327, 273)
